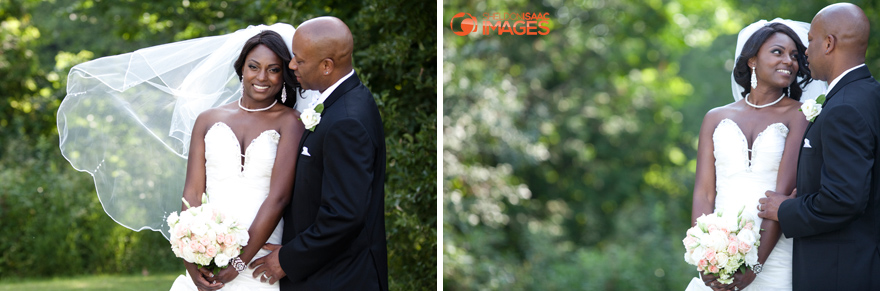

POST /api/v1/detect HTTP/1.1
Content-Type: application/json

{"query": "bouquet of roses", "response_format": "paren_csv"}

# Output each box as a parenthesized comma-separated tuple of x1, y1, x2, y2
(682, 206, 761, 284)
(167, 193, 249, 272)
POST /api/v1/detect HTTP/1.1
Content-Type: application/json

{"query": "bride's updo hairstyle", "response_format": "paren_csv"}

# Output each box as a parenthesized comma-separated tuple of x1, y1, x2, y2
(733, 22, 813, 101)
(233, 30, 301, 108)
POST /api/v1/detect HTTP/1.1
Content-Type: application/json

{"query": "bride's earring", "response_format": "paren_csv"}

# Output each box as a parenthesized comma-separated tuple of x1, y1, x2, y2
(750, 66, 758, 89)
(281, 82, 287, 103)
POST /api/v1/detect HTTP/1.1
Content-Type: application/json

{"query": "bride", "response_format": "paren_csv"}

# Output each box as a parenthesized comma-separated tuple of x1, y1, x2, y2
(58, 23, 318, 290)
(686, 19, 825, 291)
(168, 29, 303, 290)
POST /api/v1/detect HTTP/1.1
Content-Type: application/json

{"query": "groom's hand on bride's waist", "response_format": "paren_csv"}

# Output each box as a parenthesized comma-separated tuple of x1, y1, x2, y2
(758, 190, 794, 221)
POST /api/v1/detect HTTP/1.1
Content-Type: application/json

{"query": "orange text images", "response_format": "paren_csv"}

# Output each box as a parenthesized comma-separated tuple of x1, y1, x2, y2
(482, 20, 550, 35)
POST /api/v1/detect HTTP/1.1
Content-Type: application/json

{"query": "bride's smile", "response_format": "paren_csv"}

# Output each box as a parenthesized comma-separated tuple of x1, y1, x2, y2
(241, 44, 284, 106)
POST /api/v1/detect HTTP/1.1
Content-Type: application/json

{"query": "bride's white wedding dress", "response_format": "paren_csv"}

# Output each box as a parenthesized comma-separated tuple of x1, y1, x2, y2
(170, 122, 283, 291)
(686, 119, 792, 291)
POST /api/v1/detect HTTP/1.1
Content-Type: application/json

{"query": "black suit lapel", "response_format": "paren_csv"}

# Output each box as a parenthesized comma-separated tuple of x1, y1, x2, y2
(822, 66, 872, 107)
(322, 72, 363, 112)
(295, 72, 363, 151)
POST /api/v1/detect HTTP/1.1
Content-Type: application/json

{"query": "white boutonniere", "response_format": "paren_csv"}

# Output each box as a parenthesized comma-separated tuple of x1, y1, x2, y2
(300, 103, 324, 131)
(800, 94, 825, 122)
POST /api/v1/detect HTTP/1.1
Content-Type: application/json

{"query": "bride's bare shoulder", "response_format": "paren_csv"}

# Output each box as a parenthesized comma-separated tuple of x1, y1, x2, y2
(193, 103, 237, 129)
(702, 101, 742, 127)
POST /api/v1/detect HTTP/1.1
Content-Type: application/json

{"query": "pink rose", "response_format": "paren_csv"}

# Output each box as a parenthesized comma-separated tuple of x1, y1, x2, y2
(727, 242, 738, 254)
(206, 245, 217, 257)
(739, 241, 751, 253)
(708, 225, 719, 233)
(708, 265, 719, 273)
(705, 249, 716, 261)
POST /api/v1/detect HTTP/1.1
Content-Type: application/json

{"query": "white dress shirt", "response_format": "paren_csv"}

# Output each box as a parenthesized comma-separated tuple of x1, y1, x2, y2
(310, 69, 355, 108)
(824, 64, 866, 95)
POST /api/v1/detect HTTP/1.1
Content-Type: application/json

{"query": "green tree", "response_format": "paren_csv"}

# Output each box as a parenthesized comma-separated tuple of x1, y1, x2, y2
(444, 0, 880, 289)
(0, 1, 435, 289)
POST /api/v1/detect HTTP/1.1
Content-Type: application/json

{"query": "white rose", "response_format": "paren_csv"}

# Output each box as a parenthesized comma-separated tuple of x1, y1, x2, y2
(191, 223, 208, 237)
(215, 253, 231, 267)
(801, 99, 822, 121)
(716, 252, 730, 267)
(301, 108, 322, 130)
(745, 248, 759, 266)
(167, 212, 179, 227)
(237, 230, 250, 246)
(684, 250, 695, 265)
(691, 245, 706, 264)
(686, 226, 703, 238)
(708, 232, 728, 251)
(736, 229, 757, 247)
(224, 245, 239, 258)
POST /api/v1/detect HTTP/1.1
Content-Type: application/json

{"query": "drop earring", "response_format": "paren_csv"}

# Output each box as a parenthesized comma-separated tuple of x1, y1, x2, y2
(751, 66, 758, 89)
(281, 82, 287, 103)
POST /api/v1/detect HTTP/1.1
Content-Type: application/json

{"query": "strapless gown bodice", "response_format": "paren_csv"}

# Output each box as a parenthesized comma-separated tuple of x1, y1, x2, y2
(686, 118, 792, 291)
(170, 122, 281, 291)
(203, 122, 283, 244)
(713, 118, 788, 217)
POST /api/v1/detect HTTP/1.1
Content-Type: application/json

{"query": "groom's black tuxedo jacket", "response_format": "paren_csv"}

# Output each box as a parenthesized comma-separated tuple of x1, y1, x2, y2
(779, 66, 880, 290)
(278, 72, 388, 291)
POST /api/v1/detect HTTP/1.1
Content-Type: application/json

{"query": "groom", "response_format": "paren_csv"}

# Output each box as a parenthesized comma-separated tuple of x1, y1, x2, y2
(758, 3, 880, 290)
(251, 16, 388, 290)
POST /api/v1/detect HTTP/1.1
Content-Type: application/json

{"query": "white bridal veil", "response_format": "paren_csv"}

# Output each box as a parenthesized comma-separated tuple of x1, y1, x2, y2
(57, 23, 317, 239)
(731, 18, 827, 102)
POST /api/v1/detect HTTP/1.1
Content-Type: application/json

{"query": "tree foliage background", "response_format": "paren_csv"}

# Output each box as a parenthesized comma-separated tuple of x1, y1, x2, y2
(444, 0, 880, 289)
(0, 0, 435, 289)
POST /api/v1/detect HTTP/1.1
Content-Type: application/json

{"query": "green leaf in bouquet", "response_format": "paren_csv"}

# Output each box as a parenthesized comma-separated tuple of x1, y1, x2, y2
(182, 197, 192, 210)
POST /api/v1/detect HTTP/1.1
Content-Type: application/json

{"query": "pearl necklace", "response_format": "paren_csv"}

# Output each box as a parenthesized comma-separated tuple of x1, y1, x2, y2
(744, 93, 785, 109)
(238, 98, 277, 112)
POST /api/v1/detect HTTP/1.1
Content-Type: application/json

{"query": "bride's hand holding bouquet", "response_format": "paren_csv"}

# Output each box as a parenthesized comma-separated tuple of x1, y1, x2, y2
(683, 206, 761, 288)
(167, 193, 249, 288)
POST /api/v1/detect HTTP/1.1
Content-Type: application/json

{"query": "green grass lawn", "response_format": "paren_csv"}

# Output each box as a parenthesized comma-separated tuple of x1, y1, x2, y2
(0, 272, 180, 291)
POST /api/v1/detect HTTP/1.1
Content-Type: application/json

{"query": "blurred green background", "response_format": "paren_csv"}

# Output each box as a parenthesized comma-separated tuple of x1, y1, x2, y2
(1, 0, 435, 290)
(444, 0, 880, 290)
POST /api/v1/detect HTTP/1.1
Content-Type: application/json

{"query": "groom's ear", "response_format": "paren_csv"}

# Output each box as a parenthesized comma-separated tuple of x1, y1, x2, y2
(824, 34, 836, 54)
(320, 58, 335, 75)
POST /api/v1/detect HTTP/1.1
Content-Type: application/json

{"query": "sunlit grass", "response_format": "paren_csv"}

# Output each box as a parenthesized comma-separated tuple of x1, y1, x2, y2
(0, 272, 180, 291)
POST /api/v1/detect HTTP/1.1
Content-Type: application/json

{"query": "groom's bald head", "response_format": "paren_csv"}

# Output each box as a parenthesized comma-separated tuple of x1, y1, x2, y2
(814, 3, 869, 56)
(807, 3, 869, 81)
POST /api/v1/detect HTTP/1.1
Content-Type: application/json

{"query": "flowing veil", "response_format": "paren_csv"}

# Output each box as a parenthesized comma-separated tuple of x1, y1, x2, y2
(57, 23, 318, 239)
(731, 18, 826, 102)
